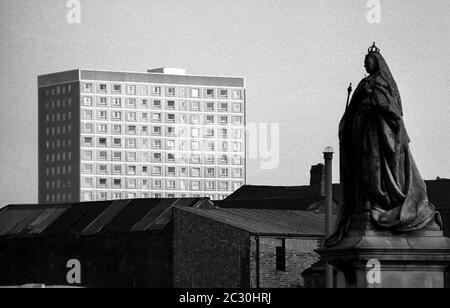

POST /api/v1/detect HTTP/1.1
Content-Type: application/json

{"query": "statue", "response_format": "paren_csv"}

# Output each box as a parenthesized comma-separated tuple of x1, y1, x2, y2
(327, 43, 440, 246)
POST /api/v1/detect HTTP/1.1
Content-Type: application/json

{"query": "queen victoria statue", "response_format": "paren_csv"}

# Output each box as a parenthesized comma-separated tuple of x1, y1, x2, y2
(327, 43, 440, 246)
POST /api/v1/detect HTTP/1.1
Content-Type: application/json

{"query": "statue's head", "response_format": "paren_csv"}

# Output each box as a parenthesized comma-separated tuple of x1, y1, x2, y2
(364, 54, 379, 75)
(364, 42, 381, 75)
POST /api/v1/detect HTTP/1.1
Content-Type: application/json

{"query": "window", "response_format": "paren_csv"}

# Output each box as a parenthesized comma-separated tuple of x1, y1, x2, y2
(84, 178, 93, 188)
(113, 165, 122, 174)
(206, 89, 214, 98)
(153, 126, 162, 136)
(153, 180, 162, 189)
(153, 153, 162, 162)
(205, 115, 215, 124)
(191, 101, 200, 111)
(191, 167, 201, 177)
(127, 98, 137, 108)
(113, 138, 122, 148)
(206, 102, 215, 111)
(127, 138, 137, 148)
(233, 168, 243, 178)
(191, 114, 200, 124)
(191, 141, 200, 151)
(113, 179, 122, 188)
(219, 181, 229, 191)
(127, 112, 136, 122)
(98, 137, 108, 147)
(233, 116, 242, 125)
(83, 97, 92, 106)
(191, 154, 201, 164)
(205, 154, 215, 164)
(220, 116, 228, 124)
(219, 89, 228, 98)
(98, 124, 107, 133)
(153, 86, 161, 95)
(98, 97, 108, 107)
(219, 102, 228, 112)
(127, 85, 136, 95)
(113, 125, 122, 134)
(233, 90, 241, 99)
(127, 125, 137, 135)
(205, 128, 215, 138)
(220, 128, 228, 138)
(166, 127, 175, 137)
(112, 98, 122, 107)
(98, 151, 108, 160)
(98, 165, 108, 174)
(219, 168, 229, 177)
(191, 88, 200, 98)
(167, 180, 176, 190)
(167, 167, 176, 176)
(276, 240, 286, 272)
(153, 166, 162, 176)
(141, 99, 149, 108)
(98, 178, 108, 187)
(98, 111, 107, 120)
(167, 100, 175, 109)
(206, 167, 215, 177)
(152, 113, 161, 122)
(167, 153, 176, 162)
(167, 87, 176, 96)
(141, 112, 148, 121)
(205, 181, 215, 190)
(127, 151, 137, 162)
(179, 88, 186, 97)
(113, 84, 122, 93)
(127, 179, 137, 189)
(191, 128, 200, 138)
(191, 181, 201, 191)
(127, 166, 137, 175)
(166, 114, 176, 123)
(141, 126, 148, 135)
(83, 83, 93, 93)
(84, 123, 93, 133)
(233, 103, 242, 112)
(83, 150, 93, 160)
(166, 140, 175, 150)
(152, 139, 162, 149)
(98, 84, 107, 93)
(84, 137, 93, 146)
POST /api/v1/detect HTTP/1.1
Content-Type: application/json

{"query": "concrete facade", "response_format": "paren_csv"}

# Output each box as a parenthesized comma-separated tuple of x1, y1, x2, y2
(38, 69, 246, 204)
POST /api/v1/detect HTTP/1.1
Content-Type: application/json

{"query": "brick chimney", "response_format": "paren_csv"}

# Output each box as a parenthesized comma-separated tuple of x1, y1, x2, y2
(310, 164, 325, 197)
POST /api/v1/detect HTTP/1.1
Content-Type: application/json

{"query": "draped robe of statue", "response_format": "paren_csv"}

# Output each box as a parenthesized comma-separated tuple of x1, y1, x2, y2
(327, 50, 437, 246)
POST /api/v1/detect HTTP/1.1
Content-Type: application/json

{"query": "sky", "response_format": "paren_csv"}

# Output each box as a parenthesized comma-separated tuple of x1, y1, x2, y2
(0, 0, 449, 206)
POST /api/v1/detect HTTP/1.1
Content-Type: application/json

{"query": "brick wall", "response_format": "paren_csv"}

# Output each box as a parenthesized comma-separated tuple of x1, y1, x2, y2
(173, 208, 251, 288)
(250, 237, 322, 288)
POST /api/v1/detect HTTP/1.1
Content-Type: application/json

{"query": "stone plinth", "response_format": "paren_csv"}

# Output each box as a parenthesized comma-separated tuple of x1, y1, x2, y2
(317, 228, 450, 288)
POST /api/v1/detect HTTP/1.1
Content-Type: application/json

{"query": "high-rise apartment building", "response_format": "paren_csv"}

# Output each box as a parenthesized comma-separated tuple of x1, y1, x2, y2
(38, 68, 246, 203)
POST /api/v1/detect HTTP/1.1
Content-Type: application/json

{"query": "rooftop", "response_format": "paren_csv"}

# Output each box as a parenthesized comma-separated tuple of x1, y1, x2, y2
(0, 198, 215, 238)
(176, 207, 332, 237)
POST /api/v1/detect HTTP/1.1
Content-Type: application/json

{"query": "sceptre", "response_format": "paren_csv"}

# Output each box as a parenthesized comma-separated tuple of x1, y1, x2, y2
(345, 83, 353, 110)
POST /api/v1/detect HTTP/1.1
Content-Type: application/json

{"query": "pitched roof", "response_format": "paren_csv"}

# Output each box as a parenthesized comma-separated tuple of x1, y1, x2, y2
(0, 198, 214, 238)
(176, 207, 331, 237)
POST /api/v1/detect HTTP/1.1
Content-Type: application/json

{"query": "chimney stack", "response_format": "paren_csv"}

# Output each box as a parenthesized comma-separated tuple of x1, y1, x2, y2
(310, 164, 325, 197)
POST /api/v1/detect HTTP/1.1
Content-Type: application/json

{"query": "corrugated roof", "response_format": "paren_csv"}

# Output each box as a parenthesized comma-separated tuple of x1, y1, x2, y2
(176, 207, 331, 237)
(0, 198, 214, 238)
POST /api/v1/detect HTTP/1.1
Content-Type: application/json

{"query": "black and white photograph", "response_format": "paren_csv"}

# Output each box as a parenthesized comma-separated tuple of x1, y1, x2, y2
(0, 0, 449, 295)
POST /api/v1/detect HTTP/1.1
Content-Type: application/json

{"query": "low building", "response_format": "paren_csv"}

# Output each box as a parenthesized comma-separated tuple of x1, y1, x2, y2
(0, 198, 214, 288)
(173, 206, 327, 288)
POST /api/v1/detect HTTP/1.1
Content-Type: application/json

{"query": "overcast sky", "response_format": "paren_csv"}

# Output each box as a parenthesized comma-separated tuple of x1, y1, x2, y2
(0, 0, 449, 206)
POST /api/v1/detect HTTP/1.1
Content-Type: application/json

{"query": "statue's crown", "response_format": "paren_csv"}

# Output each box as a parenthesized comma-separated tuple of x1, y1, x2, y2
(368, 42, 380, 53)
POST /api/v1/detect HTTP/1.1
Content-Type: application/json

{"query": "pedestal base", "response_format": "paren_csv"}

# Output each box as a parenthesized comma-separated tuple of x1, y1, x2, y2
(318, 230, 450, 288)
